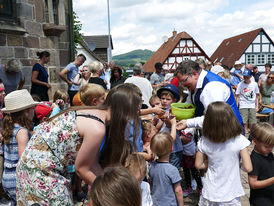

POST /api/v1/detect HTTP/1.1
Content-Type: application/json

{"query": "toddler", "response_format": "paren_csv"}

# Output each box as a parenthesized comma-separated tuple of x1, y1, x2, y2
(50, 89, 69, 117)
(78, 83, 105, 106)
(125, 154, 153, 206)
(248, 122, 274, 206)
(88, 167, 141, 206)
(149, 132, 184, 206)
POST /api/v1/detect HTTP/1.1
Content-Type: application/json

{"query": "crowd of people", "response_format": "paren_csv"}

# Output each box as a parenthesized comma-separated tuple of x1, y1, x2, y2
(0, 53, 273, 206)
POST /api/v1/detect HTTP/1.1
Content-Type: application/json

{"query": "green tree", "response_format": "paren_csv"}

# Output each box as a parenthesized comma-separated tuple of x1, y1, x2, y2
(73, 11, 83, 46)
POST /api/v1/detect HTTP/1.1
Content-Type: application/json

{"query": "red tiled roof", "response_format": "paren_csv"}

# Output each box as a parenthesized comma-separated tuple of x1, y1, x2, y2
(143, 31, 209, 72)
(210, 28, 263, 68)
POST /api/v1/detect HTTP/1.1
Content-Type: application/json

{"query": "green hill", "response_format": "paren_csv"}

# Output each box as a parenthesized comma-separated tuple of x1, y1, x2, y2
(113, 49, 154, 67)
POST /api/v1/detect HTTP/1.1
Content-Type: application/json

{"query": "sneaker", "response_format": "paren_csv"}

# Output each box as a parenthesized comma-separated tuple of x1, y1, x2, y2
(183, 187, 193, 197)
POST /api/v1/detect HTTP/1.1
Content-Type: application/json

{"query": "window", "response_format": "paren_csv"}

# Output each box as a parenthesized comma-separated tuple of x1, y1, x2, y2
(226, 41, 230, 46)
(246, 54, 256, 64)
(267, 54, 274, 64)
(0, 0, 16, 21)
(257, 54, 266, 65)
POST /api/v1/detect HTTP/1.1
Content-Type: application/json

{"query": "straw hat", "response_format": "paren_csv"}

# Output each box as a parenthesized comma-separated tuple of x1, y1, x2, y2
(2, 89, 39, 113)
(234, 60, 243, 67)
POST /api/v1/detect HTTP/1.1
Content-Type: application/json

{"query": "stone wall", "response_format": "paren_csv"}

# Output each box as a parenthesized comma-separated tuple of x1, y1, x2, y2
(0, 0, 73, 99)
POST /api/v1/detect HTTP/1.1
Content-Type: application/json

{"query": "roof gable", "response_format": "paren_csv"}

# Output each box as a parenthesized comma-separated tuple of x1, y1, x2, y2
(210, 28, 268, 68)
(143, 31, 209, 72)
(83, 35, 114, 50)
(79, 39, 104, 62)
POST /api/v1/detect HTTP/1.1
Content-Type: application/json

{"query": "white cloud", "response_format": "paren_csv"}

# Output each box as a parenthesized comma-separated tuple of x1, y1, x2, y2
(73, 0, 274, 56)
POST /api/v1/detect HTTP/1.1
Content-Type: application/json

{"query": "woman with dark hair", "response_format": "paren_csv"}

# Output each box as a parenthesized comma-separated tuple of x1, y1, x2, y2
(110, 66, 127, 89)
(16, 84, 142, 205)
(30, 51, 51, 101)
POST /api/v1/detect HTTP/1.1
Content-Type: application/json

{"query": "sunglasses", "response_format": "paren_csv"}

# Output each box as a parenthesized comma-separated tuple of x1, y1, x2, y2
(268, 76, 274, 79)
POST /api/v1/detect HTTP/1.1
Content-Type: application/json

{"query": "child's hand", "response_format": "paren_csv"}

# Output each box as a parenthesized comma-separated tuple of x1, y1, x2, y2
(170, 116, 176, 126)
(153, 107, 165, 116)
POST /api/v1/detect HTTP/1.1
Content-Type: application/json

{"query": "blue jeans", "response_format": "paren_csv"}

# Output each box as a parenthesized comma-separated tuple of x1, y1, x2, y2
(169, 151, 183, 170)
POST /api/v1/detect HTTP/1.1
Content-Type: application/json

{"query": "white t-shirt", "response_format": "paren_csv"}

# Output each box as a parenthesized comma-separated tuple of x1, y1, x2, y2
(198, 135, 250, 202)
(125, 76, 153, 107)
(141, 181, 153, 206)
(236, 81, 259, 109)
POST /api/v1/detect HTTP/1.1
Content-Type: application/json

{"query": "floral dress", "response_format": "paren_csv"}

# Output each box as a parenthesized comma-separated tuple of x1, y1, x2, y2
(16, 111, 83, 206)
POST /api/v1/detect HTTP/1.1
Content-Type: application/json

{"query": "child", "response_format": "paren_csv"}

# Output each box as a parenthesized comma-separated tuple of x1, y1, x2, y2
(248, 122, 274, 206)
(180, 128, 202, 197)
(156, 84, 183, 170)
(33, 103, 52, 131)
(88, 167, 141, 206)
(149, 94, 161, 108)
(1, 89, 38, 205)
(78, 83, 105, 106)
(236, 69, 260, 134)
(195, 101, 252, 205)
(231, 61, 243, 89)
(149, 132, 184, 206)
(50, 89, 70, 118)
(125, 154, 153, 206)
(141, 119, 156, 161)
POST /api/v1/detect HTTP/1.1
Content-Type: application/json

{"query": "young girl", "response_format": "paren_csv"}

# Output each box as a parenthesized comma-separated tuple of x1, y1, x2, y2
(195, 101, 252, 205)
(50, 89, 70, 117)
(125, 154, 153, 206)
(88, 167, 141, 206)
(141, 119, 156, 161)
(1, 89, 38, 205)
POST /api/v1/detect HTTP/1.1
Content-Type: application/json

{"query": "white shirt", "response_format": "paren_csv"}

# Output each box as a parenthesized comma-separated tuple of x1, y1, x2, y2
(125, 76, 153, 107)
(198, 135, 250, 202)
(186, 70, 231, 128)
(141, 181, 153, 206)
(236, 81, 259, 109)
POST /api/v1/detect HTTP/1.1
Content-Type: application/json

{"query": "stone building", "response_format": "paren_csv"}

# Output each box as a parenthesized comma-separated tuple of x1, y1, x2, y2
(0, 0, 74, 98)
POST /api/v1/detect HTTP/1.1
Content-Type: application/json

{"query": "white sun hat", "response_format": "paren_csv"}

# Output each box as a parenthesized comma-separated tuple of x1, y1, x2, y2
(211, 65, 225, 75)
(234, 60, 243, 67)
(2, 89, 39, 113)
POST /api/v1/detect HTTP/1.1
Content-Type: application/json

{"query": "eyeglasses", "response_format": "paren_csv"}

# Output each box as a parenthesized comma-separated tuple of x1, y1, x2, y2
(268, 76, 274, 79)
(181, 75, 190, 83)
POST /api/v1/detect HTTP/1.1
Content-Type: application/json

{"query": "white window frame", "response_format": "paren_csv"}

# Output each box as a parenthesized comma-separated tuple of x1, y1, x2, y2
(246, 54, 256, 65)
(257, 54, 266, 65)
(267, 54, 274, 64)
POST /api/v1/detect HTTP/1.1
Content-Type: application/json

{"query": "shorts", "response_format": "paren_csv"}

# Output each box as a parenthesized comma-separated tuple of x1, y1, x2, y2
(239, 108, 257, 124)
(199, 196, 241, 206)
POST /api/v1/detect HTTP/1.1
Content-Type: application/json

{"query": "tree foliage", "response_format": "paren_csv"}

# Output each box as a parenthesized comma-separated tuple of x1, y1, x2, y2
(73, 11, 83, 46)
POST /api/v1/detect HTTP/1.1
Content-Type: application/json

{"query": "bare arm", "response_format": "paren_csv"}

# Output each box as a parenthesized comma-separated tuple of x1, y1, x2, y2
(174, 182, 184, 206)
(16, 129, 29, 158)
(248, 175, 274, 189)
(240, 147, 253, 173)
(75, 117, 105, 184)
(17, 76, 25, 90)
(31, 71, 51, 88)
(170, 117, 176, 142)
(236, 94, 239, 107)
(236, 73, 243, 79)
(195, 150, 208, 170)
(59, 68, 72, 86)
(73, 73, 82, 85)
(140, 107, 165, 116)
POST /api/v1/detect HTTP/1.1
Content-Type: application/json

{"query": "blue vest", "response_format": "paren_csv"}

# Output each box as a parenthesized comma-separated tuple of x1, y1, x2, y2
(193, 71, 243, 125)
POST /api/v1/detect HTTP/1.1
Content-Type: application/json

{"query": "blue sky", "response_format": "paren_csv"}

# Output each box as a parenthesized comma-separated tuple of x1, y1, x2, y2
(73, 0, 274, 56)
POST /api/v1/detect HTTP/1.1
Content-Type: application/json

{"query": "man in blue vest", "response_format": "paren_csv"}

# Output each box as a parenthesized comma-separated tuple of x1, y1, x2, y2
(176, 60, 243, 130)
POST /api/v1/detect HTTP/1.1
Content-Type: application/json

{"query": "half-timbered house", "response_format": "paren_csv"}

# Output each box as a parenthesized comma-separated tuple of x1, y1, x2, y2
(143, 31, 210, 72)
(211, 28, 274, 71)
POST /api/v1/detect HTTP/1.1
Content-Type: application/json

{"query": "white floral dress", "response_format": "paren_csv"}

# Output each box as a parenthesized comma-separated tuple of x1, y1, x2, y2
(16, 111, 83, 206)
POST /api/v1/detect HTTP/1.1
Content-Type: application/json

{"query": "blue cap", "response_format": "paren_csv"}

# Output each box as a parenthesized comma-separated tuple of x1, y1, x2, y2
(157, 84, 180, 102)
(243, 69, 252, 77)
